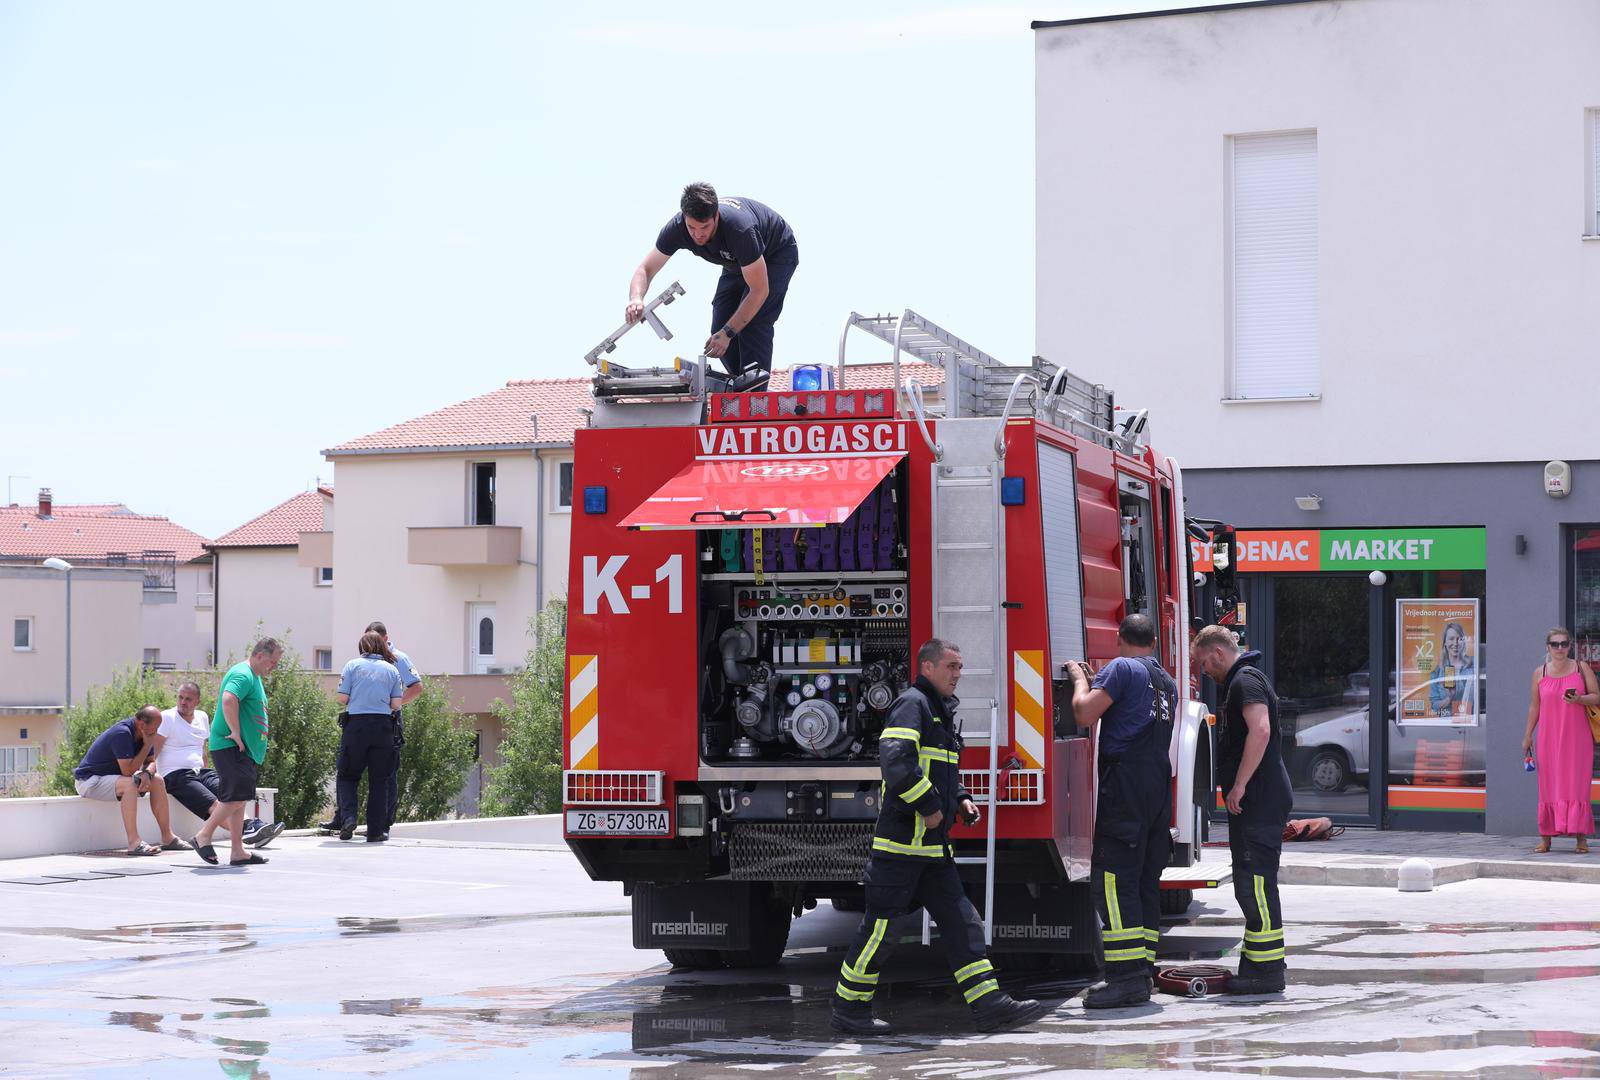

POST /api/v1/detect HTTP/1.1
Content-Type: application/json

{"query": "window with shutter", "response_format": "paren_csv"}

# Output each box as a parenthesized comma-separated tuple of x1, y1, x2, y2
(1229, 130, 1320, 400)
(1590, 109, 1600, 236)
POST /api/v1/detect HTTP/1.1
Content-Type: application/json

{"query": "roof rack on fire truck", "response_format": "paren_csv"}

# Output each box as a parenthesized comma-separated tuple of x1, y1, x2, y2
(836, 309, 1145, 454)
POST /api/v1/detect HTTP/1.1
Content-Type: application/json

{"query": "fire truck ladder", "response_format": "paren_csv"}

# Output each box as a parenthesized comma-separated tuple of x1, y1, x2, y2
(836, 309, 1132, 452)
(923, 414, 1010, 946)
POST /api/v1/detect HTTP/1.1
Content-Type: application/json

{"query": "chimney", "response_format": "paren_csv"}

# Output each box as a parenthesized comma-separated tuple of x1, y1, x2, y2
(37, 488, 52, 519)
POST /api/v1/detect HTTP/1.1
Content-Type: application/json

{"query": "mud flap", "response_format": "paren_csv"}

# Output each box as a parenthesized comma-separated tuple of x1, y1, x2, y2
(986, 882, 1098, 956)
(633, 881, 754, 950)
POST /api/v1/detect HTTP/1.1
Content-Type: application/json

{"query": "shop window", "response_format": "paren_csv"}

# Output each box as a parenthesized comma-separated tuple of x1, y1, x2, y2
(1573, 527, 1600, 666)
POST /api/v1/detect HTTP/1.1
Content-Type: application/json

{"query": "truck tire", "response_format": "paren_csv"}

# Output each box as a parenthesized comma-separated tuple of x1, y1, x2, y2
(663, 948, 726, 970)
(831, 894, 865, 913)
(725, 899, 793, 969)
(1160, 888, 1194, 916)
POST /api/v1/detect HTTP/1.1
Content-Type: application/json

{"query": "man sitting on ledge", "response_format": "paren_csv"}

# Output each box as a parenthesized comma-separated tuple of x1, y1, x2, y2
(73, 706, 184, 856)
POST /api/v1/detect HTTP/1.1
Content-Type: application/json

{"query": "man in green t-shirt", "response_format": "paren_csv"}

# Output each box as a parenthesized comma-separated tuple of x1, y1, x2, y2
(188, 637, 282, 867)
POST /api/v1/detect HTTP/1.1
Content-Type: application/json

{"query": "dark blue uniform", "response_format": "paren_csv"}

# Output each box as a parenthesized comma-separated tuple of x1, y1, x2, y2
(1218, 650, 1293, 979)
(655, 197, 798, 377)
(1090, 656, 1175, 982)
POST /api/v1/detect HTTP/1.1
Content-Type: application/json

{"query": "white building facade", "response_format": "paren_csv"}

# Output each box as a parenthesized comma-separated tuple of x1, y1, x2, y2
(1035, 0, 1600, 834)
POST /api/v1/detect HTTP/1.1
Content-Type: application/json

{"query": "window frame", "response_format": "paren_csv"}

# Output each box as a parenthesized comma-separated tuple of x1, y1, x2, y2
(313, 647, 333, 671)
(1224, 128, 1322, 403)
(1587, 108, 1600, 238)
(315, 565, 334, 587)
(552, 459, 574, 514)
(470, 461, 497, 526)
(12, 616, 34, 652)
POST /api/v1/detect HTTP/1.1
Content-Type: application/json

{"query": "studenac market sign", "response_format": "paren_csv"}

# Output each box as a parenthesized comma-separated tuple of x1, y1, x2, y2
(1190, 528, 1486, 573)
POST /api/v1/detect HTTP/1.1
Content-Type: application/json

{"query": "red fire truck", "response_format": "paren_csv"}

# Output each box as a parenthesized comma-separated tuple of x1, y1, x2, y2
(563, 300, 1217, 971)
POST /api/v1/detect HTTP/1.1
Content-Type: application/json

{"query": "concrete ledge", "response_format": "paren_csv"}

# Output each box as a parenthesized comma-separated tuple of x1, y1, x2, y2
(0, 790, 276, 860)
(1279, 852, 1600, 887)
(386, 814, 562, 844)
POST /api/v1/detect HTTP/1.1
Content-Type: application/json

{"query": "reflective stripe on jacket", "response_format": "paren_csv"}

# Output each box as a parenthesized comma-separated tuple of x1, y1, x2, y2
(872, 677, 969, 859)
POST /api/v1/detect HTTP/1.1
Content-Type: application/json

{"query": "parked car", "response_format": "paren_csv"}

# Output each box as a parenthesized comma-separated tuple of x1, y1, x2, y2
(1293, 672, 1487, 792)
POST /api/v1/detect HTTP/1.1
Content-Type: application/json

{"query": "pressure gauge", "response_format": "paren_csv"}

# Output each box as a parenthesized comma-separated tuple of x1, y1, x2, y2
(801, 683, 818, 698)
(786, 690, 802, 707)
(815, 674, 834, 692)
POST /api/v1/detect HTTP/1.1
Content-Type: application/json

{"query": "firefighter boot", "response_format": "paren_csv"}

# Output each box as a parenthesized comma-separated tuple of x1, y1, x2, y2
(1083, 974, 1152, 1009)
(972, 992, 1050, 1033)
(1227, 969, 1287, 995)
(830, 1000, 891, 1037)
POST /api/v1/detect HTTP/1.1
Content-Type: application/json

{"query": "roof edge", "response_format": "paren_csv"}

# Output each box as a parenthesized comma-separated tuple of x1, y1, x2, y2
(323, 440, 573, 459)
(1031, 0, 1327, 30)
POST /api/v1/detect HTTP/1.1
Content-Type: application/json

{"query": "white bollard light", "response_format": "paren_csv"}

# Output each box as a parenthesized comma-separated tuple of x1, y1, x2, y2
(1397, 857, 1434, 892)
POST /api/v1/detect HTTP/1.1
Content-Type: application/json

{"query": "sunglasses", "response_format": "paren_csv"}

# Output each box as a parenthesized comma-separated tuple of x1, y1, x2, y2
(1548, 640, 1571, 648)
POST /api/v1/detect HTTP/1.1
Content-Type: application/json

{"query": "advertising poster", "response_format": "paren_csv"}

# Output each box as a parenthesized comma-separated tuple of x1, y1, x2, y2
(1396, 598, 1480, 727)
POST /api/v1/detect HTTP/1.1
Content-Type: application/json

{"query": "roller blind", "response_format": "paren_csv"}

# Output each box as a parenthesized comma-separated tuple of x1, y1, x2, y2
(1038, 443, 1085, 675)
(1592, 109, 1600, 234)
(1230, 130, 1319, 399)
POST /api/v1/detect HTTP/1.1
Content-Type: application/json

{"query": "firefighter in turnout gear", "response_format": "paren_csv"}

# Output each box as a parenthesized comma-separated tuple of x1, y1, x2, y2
(1069, 614, 1176, 1008)
(1193, 624, 1293, 996)
(831, 638, 1051, 1037)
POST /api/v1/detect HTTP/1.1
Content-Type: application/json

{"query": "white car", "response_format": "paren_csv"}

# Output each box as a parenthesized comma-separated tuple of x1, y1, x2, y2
(1293, 674, 1486, 792)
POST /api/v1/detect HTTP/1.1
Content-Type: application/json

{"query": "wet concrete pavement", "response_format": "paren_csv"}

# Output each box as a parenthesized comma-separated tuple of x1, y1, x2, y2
(6, 836, 1600, 1077)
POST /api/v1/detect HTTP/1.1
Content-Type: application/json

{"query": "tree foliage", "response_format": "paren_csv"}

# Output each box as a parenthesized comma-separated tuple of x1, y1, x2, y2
(392, 675, 476, 822)
(482, 600, 566, 817)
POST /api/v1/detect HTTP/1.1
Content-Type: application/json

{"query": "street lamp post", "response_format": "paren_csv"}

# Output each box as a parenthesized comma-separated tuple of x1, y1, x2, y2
(42, 558, 73, 710)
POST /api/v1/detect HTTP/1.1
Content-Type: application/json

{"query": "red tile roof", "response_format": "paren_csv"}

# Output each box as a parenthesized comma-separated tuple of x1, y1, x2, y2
(0, 503, 209, 563)
(323, 365, 946, 457)
(212, 487, 334, 548)
(324, 378, 592, 456)
(768, 361, 945, 391)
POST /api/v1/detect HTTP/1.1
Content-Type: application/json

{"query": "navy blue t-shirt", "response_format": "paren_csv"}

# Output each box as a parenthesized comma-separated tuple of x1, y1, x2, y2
(655, 196, 796, 271)
(1092, 656, 1159, 755)
(74, 717, 139, 780)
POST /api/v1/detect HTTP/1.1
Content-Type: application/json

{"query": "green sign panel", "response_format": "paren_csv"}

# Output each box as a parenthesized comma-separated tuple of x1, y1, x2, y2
(1320, 528, 1486, 571)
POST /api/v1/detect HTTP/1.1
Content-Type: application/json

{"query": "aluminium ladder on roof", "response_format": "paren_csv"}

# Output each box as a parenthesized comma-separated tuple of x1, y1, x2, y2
(836, 309, 1127, 451)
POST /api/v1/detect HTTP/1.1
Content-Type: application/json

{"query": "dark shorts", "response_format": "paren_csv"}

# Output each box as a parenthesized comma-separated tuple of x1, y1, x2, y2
(211, 746, 259, 804)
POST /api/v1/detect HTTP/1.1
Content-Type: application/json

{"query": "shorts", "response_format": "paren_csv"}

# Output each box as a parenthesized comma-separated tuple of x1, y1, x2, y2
(75, 774, 127, 801)
(211, 745, 259, 803)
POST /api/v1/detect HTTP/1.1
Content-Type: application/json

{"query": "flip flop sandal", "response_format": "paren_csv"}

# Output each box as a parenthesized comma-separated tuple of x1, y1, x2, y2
(126, 841, 160, 857)
(229, 853, 269, 867)
(188, 835, 219, 865)
(1534, 840, 1552, 854)
(1578, 841, 1590, 855)
(160, 838, 187, 851)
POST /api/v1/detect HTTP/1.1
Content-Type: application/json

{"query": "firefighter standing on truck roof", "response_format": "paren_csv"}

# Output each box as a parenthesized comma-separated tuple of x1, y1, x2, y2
(1193, 624, 1292, 996)
(624, 181, 799, 381)
(831, 638, 1051, 1037)
(1069, 613, 1176, 1009)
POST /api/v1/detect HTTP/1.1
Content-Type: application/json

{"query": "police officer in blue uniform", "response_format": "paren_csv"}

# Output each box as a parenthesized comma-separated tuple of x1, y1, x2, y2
(320, 620, 422, 839)
(831, 638, 1050, 1037)
(626, 182, 799, 380)
(1069, 614, 1177, 1008)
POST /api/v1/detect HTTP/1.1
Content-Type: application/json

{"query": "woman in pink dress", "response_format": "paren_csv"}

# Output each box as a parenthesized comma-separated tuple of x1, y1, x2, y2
(1522, 627, 1600, 853)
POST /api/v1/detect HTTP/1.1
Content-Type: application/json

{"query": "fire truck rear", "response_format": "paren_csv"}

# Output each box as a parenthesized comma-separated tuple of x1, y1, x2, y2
(563, 301, 1217, 971)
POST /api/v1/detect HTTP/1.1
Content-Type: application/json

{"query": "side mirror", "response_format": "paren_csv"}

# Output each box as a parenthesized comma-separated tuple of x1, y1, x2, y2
(1212, 525, 1238, 599)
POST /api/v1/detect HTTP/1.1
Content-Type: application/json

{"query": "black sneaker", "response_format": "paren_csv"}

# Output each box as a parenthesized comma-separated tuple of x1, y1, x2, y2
(246, 822, 285, 848)
(829, 1002, 891, 1037)
(338, 821, 356, 842)
(1227, 970, 1287, 995)
(365, 831, 389, 844)
(1083, 975, 1152, 1009)
(972, 993, 1050, 1033)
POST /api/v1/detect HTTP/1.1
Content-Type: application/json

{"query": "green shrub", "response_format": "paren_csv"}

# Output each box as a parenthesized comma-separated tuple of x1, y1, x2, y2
(393, 675, 476, 822)
(482, 600, 566, 817)
(46, 666, 176, 795)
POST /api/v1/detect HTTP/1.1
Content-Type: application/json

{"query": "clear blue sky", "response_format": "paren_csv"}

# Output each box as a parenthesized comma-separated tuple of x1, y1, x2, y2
(1, 1, 1174, 537)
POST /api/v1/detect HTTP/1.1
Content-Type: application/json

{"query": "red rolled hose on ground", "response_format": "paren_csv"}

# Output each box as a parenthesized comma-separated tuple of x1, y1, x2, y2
(1155, 964, 1231, 997)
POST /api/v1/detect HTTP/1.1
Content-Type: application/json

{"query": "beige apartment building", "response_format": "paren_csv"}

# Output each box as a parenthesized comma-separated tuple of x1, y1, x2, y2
(210, 486, 336, 669)
(0, 563, 144, 789)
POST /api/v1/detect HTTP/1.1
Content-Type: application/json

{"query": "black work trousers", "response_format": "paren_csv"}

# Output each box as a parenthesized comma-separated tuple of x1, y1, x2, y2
(835, 855, 1000, 1011)
(1091, 745, 1172, 982)
(335, 712, 403, 828)
(709, 244, 798, 377)
(335, 714, 398, 835)
(1229, 813, 1287, 974)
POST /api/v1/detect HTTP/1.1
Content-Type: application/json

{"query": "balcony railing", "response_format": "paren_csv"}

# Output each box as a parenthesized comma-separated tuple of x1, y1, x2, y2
(0, 552, 177, 591)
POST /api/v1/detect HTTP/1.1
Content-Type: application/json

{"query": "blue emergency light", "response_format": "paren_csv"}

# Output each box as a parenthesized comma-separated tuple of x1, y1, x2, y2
(1001, 476, 1026, 506)
(791, 364, 834, 391)
(583, 486, 608, 514)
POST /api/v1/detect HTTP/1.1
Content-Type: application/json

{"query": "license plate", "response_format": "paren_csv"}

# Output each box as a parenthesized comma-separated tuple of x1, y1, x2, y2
(566, 808, 671, 836)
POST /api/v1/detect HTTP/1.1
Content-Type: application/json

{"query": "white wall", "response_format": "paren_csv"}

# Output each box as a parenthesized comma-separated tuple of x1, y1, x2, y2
(0, 567, 144, 707)
(215, 546, 334, 666)
(331, 449, 571, 676)
(138, 560, 213, 670)
(1035, 0, 1600, 470)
